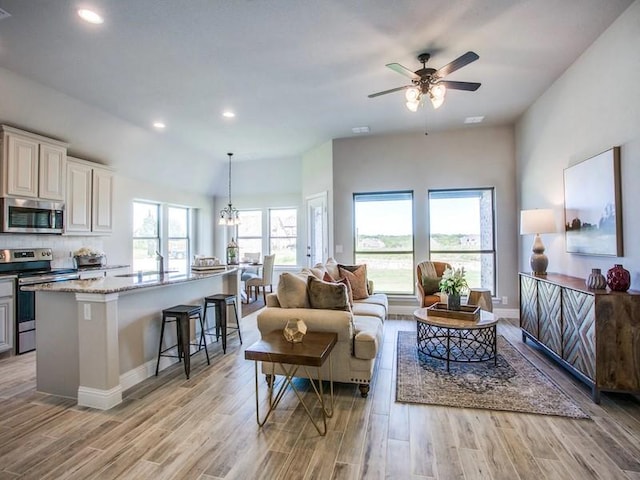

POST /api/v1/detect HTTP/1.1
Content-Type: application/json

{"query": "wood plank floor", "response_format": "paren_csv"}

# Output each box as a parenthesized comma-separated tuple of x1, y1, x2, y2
(1, 312, 639, 479)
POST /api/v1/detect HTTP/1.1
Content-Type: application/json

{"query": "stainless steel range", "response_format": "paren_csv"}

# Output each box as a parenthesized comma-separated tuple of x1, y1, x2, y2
(0, 248, 78, 354)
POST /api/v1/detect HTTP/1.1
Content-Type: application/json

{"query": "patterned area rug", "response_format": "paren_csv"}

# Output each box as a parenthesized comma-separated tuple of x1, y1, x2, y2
(396, 331, 589, 418)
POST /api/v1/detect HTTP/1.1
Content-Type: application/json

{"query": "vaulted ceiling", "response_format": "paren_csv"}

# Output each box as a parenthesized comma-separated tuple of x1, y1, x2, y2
(0, 0, 633, 195)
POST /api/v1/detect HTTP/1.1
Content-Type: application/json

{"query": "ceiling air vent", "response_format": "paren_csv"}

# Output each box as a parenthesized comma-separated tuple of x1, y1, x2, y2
(0, 8, 11, 21)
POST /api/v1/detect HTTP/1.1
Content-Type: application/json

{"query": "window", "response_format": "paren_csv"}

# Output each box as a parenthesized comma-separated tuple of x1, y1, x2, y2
(168, 206, 189, 274)
(269, 208, 297, 265)
(133, 201, 160, 271)
(236, 210, 263, 261)
(428, 188, 496, 294)
(354, 192, 414, 294)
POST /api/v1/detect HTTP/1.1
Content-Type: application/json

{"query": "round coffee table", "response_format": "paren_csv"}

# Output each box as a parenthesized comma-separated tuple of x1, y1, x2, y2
(413, 307, 498, 371)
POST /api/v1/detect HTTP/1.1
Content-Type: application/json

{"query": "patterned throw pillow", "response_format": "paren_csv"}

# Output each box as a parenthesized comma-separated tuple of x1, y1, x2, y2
(338, 264, 369, 300)
(323, 272, 354, 305)
(307, 276, 350, 311)
(276, 272, 310, 308)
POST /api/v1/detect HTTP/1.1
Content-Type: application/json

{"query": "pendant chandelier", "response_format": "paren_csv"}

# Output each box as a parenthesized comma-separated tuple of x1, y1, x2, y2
(219, 152, 240, 226)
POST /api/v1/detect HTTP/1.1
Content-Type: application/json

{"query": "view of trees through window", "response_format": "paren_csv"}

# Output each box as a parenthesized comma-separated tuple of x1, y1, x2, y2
(168, 206, 189, 273)
(269, 208, 297, 265)
(429, 188, 496, 294)
(132, 201, 160, 271)
(354, 192, 414, 294)
(236, 210, 262, 261)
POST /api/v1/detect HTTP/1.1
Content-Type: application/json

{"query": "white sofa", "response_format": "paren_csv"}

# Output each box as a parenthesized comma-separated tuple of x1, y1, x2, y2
(256, 261, 387, 397)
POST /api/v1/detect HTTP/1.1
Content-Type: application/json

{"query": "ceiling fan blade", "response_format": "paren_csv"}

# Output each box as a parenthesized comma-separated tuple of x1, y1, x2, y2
(435, 51, 479, 77)
(438, 80, 481, 91)
(386, 63, 421, 80)
(368, 85, 413, 98)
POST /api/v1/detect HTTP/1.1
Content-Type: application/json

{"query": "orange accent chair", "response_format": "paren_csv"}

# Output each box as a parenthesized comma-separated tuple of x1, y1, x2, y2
(416, 261, 452, 308)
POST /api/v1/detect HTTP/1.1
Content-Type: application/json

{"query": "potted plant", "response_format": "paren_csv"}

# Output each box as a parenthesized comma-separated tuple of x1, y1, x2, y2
(439, 266, 469, 310)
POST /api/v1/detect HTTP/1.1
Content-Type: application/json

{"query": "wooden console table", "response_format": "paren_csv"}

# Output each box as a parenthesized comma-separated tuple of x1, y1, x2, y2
(519, 272, 640, 403)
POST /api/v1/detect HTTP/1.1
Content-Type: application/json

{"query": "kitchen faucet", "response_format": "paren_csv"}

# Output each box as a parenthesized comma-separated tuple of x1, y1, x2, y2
(155, 251, 165, 275)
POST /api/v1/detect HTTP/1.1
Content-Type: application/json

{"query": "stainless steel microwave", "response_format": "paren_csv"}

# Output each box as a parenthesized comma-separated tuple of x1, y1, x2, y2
(0, 197, 64, 234)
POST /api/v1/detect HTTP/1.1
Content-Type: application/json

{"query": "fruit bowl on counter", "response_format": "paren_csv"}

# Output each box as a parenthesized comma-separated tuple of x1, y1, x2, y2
(73, 248, 106, 268)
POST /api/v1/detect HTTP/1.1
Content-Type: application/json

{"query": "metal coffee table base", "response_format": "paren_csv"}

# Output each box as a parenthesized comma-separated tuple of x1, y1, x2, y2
(417, 321, 497, 371)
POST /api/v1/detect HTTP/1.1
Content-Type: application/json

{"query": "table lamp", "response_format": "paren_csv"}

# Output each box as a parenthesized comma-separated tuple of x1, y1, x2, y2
(520, 209, 556, 275)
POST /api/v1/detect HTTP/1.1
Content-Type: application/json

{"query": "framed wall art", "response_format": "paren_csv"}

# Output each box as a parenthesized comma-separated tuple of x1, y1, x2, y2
(563, 146, 622, 256)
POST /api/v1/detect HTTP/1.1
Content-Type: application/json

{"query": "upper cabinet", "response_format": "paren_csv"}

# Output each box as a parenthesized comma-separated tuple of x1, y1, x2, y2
(0, 125, 67, 201)
(65, 156, 114, 235)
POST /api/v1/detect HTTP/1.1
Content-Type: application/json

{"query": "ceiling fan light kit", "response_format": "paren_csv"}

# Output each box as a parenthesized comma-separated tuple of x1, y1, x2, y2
(369, 51, 481, 112)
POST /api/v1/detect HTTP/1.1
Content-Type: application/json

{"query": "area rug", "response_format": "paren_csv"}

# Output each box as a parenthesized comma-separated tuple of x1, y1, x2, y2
(396, 331, 589, 418)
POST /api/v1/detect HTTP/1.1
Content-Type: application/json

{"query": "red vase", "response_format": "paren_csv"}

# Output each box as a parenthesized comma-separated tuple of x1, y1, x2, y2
(606, 264, 630, 292)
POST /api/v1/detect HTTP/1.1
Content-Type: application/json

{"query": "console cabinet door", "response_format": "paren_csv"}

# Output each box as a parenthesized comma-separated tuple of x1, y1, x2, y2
(520, 275, 538, 339)
(562, 288, 596, 380)
(538, 280, 562, 356)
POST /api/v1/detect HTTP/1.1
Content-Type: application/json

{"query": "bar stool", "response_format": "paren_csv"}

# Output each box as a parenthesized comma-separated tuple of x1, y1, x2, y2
(202, 294, 242, 354)
(155, 304, 210, 379)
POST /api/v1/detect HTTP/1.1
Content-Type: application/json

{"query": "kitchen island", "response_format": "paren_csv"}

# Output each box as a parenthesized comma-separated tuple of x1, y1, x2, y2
(24, 268, 240, 410)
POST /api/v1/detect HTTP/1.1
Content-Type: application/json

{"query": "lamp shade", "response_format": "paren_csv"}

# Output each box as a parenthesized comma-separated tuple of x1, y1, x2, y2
(520, 209, 556, 235)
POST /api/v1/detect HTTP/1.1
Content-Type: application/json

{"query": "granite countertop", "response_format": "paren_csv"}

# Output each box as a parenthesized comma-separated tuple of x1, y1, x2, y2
(22, 268, 238, 294)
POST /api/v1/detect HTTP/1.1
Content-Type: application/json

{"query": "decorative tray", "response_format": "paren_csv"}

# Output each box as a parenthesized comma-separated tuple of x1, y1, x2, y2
(426, 303, 480, 321)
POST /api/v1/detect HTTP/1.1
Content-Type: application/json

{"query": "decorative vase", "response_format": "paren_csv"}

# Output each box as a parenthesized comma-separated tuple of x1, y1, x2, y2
(606, 264, 631, 292)
(585, 268, 607, 290)
(226, 238, 239, 265)
(447, 293, 461, 311)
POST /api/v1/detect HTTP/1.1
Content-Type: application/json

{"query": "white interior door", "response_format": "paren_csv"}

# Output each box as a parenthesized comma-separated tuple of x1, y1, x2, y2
(306, 192, 328, 267)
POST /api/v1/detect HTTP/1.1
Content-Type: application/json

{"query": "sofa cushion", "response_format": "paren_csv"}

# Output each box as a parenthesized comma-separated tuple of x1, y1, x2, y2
(339, 265, 369, 300)
(352, 316, 383, 360)
(302, 266, 327, 280)
(351, 302, 385, 321)
(355, 293, 388, 314)
(276, 272, 310, 308)
(307, 276, 350, 311)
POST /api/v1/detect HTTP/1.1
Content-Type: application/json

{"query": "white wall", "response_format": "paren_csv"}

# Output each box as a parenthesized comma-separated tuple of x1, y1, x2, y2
(332, 126, 517, 306)
(515, 0, 640, 288)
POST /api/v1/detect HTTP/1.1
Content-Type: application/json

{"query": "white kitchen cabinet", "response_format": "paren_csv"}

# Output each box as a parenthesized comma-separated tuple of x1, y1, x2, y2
(0, 125, 67, 200)
(65, 157, 114, 235)
(0, 279, 15, 354)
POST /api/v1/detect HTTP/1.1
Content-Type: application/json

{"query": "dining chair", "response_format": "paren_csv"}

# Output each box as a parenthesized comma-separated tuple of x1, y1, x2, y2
(244, 254, 275, 303)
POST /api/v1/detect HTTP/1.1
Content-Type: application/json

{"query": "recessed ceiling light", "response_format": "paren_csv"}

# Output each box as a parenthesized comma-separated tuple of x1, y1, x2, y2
(464, 116, 485, 124)
(77, 9, 104, 25)
(222, 111, 235, 118)
(152, 121, 166, 130)
(352, 126, 370, 134)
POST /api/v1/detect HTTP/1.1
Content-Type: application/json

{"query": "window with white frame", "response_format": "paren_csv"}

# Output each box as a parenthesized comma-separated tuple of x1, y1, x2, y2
(354, 191, 414, 294)
(236, 210, 263, 261)
(132, 201, 192, 273)
(132, 201, 160, 272)
(168, 206, 190, 274)
(269, 208, 297, 265)
(428, 188, 496, 294)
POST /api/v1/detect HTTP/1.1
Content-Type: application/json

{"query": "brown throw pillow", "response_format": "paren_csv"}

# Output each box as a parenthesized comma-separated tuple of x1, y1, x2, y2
(323, 272, 354, 305)
(324, 257, 340, 281)
(307, 275, 350, 311)
(422, 277, 442, 295)
(338, 264, 369, 300)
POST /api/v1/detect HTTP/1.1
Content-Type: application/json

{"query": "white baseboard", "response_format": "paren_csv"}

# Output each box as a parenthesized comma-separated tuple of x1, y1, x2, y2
(120, 356, 184, 391)
(77, 385, 123, 410)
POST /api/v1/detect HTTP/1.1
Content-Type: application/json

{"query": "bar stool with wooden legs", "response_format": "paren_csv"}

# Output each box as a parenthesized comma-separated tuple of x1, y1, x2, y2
(202, 294, 242, 354)
(155, 304, 210, 379)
